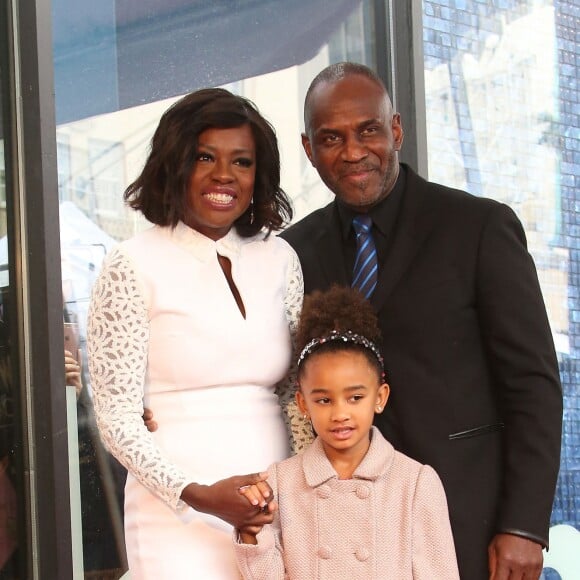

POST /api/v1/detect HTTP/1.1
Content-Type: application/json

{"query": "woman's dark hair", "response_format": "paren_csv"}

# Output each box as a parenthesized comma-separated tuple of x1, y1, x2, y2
(124, 88, 292, 236)
(296, 285, 384, 380)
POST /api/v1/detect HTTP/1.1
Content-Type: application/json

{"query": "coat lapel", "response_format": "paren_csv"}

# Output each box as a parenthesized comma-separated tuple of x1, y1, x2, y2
(312, 204, 349, 289)
(371, 167, 438, 313)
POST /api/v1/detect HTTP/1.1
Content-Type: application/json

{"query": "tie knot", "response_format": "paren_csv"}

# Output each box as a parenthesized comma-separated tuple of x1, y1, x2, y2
(352, 214, 372, 235)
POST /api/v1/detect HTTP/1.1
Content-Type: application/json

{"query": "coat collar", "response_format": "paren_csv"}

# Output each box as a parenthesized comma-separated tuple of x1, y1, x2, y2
(302, 427, 395, 487)
(312, 204, 350, 288)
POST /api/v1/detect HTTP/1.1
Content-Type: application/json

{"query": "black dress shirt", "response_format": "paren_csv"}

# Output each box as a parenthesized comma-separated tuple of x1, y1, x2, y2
(336, 165, 406, 283)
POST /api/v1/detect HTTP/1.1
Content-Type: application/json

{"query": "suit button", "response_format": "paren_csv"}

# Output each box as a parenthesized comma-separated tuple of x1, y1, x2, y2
(355, 547, 370, 561)
(317, 546, 332, 559)
(316, 485, 332, 499)
(356, 484, 370, 499)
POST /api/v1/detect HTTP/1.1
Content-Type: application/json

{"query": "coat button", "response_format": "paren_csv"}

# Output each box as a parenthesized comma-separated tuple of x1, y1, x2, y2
(316, 485, 332, 499)
(317, 546, 332, 559)
(355, 546, 370, 561)
(356, 484, 370, 499)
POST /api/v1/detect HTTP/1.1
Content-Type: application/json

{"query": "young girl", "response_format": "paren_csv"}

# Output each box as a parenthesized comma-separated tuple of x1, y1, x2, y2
(233, 286, 459, 579)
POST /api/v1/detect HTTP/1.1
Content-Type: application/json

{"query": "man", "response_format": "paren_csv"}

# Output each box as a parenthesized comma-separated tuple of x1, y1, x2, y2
(280, 62, 562, 579)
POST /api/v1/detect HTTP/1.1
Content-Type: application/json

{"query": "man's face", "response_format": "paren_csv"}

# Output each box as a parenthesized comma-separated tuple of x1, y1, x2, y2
(302, 75, 404, 211)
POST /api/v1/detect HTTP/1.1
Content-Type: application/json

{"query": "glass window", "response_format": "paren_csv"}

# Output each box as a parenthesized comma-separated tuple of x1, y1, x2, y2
(0, 141, 6, 210)
(422, 0, 579, 575)
(52, 1, 378, 576)
(57, 135, 71, 202)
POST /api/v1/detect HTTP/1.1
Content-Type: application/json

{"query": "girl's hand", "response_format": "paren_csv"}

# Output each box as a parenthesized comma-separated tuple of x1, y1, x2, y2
(236, 498, 278, 545)
(237, 524, 265, 545)
(238, 481, 276, 511)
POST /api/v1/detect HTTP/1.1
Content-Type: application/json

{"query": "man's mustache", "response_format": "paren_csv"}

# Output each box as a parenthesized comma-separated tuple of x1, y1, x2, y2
(339, 164, 377, 177)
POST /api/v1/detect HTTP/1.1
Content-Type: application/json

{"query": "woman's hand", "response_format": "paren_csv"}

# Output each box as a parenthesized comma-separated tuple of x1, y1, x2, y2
(181, 472, 276, 530)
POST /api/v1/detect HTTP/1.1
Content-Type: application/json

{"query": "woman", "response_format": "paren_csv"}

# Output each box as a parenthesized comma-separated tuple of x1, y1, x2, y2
(87, 88, 307, 579)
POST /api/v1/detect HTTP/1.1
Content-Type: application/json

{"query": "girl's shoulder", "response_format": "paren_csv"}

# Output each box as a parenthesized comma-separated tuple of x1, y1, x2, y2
(269, 452, 306, 490)
(389, 449, 445, 496)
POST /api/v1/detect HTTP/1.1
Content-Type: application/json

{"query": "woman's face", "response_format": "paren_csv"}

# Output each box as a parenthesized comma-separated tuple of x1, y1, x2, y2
(185, 124, 256, 240)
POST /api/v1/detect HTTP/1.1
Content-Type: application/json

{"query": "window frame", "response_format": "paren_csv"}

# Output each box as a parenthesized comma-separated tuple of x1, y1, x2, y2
(6, 0, 73, 576)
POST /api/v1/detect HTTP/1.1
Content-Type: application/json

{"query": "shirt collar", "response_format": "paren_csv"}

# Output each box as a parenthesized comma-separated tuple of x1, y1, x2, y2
(302, 427, 395, 487)
(336, 164, 406, 239)
(165, 221, 249, 262)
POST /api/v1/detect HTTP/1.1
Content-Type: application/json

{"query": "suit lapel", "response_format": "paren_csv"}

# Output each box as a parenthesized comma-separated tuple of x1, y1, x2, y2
(371, 167, 437, 313)
(313, 204, 349, 288)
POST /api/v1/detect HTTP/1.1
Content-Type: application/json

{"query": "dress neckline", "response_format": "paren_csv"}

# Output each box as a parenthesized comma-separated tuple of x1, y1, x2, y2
(166, 221, 250, 262)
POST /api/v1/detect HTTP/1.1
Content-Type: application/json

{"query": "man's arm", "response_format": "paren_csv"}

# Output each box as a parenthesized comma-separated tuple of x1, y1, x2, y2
(476, 203, 563, 575)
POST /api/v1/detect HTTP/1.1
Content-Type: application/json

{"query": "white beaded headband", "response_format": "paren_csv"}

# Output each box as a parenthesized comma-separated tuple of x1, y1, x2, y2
(297, 329, 385, 378)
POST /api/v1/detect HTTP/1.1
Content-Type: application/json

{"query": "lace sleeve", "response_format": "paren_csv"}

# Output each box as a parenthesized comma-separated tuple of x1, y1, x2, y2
(275, 248, 314, 454)
(87, 247, 190, 510)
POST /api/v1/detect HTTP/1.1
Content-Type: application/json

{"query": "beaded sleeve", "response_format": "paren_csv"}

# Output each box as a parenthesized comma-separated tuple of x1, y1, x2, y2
(87, 247, 190, 510)
(275, 247, 314, 454)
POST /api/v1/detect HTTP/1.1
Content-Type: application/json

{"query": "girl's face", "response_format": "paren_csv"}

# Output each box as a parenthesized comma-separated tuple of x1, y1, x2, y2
(185, 124, 256, 241)
(296, 350, 389, 470)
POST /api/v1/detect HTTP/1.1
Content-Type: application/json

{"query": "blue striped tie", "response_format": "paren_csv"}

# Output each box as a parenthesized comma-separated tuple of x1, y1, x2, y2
(352, 214, 378, 299)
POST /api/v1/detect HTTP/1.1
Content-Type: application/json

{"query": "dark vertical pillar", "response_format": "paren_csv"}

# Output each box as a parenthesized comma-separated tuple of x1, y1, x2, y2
(15, 0, 72, 576)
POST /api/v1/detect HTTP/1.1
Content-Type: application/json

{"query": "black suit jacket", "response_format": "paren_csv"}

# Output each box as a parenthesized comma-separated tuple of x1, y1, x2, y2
(281, 165, 562, 579)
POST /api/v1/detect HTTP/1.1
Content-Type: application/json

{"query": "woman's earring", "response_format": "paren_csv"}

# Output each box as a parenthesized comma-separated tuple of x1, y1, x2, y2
(375, 406, 383, 413)
(249, 199, 255, 225)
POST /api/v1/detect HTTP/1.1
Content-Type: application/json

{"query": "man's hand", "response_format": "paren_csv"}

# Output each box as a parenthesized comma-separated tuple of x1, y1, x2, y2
(488, 533, 543, 579)
(181, 472, 276, 530)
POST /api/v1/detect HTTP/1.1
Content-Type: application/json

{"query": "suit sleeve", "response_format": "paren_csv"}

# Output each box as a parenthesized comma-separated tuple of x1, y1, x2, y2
(412, 465, 460, 579)
(233, 465, 287, 579)
(476, 203, 562, 546)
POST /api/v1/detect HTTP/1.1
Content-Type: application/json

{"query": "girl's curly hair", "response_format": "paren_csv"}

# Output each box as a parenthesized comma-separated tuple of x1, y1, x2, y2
(296, 285, 383, 379)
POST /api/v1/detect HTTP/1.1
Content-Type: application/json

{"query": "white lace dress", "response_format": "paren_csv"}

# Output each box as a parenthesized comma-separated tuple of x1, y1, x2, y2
(87, 222, 304, 579)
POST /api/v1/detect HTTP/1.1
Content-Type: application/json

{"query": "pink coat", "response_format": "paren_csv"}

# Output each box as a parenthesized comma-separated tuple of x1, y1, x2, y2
(234, 427, 459, 579)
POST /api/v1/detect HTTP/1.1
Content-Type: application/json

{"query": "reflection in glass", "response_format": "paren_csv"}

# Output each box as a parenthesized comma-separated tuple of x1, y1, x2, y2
(0, 292, 18, 578)
(0, 8, 23, 578)
(422, 0, 579, 575)
(61, 201, 127, 579)
(0, 279, 18, 578)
